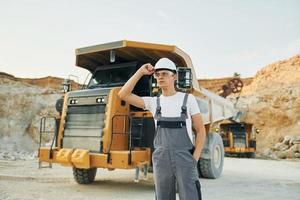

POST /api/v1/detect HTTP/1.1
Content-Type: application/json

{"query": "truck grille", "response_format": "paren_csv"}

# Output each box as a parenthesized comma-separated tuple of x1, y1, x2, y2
(62, 101, 107, 152)
(234, 138, 246, 148)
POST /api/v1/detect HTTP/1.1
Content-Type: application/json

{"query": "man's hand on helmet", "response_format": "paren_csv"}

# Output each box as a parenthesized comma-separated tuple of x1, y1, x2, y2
(138, 63, 155, 76)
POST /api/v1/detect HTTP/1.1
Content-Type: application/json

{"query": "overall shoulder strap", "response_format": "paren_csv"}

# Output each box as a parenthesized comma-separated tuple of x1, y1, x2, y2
(154, 95, 162, 119)
(181, 93, 189, 118)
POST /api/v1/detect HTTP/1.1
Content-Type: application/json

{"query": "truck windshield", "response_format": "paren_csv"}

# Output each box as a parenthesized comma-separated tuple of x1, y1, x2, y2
(87, 64, 137, 88)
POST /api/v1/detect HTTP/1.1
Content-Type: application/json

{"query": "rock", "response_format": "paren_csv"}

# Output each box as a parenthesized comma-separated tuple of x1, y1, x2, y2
(270, 153, 279, 160)
(290, 135, 300, 145)
(293, 140, 300, 145)
(262, 148, 272, 156)
(280, 150, 297, 159)
(274, 148, 299, 159)
(272, 143, 289, 151)
(260, 148, 279, 159)
(290, 144, 300, 153)
(275, 151, 288, 159)
(267, 138, 300, 160)
(286, 149, 296, 159)
(283, 135, 293, 145)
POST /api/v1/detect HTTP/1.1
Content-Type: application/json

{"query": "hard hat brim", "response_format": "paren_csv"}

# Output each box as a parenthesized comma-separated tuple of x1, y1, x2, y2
(155, 68, 177, 73)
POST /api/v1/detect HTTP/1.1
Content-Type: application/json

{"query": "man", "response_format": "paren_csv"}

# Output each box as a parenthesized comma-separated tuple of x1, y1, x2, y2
(118, 58, 206, 200)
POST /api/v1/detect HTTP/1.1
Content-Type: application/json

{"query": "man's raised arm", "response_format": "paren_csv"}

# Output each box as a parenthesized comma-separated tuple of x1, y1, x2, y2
(118, 63, 154, 108)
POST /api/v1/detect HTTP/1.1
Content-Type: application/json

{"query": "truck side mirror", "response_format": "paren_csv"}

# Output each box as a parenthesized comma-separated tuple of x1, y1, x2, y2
(62, 79, 71, 93)
(176, 67, 193, 90)
(61, 75, 80, 92)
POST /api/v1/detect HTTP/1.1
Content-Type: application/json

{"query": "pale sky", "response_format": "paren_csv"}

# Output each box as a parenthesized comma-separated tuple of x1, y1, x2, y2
(0, 0, 299, 83)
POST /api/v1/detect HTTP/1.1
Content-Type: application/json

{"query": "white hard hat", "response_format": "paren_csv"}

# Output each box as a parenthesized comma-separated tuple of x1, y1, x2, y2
(154, 58, 177, 73)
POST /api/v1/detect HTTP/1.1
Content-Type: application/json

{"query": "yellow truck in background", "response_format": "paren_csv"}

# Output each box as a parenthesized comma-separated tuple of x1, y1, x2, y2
(215, 78, 258, 158)
(38, 40, 241, 184)
(218, 121, 257, 158)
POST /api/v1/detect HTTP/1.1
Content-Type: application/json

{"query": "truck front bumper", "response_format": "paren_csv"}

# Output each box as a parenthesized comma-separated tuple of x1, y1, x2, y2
(39, 147, 151, 169)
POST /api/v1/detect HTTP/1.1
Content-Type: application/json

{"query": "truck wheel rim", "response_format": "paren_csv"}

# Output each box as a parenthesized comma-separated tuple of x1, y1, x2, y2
(213, 144, 221, 169)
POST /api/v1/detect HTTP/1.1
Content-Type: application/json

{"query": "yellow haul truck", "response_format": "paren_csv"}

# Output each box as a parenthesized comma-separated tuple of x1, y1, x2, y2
(38, 40, 240, 183)
(218, 121, 257, 158)
(216, 78, 258, 158)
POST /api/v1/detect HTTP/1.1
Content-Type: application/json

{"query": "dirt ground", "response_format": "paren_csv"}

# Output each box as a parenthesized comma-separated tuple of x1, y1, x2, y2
(0, 158, 299, 200)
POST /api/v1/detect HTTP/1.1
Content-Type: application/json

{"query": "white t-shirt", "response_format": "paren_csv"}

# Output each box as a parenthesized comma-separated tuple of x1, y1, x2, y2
(142, 92, 200, 143)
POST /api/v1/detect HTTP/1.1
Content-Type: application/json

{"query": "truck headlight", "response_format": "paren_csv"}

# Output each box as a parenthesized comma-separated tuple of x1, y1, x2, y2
(70, 99, 78, 104)
(96, 97, 105, 103)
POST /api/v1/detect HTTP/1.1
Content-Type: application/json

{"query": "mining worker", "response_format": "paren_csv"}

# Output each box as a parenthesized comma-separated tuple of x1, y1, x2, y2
(118, 58, 206, 200)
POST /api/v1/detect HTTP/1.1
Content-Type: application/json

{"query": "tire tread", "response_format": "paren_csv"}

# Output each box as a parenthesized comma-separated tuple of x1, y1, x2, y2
(73, 168, 97, 184)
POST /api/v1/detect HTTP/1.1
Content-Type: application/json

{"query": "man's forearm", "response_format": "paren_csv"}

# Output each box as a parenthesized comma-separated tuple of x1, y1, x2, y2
(118, 70, 143, 99)
(193, 128, 206, 161)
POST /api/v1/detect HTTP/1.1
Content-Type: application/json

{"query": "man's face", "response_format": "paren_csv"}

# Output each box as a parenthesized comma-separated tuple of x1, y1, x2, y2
(154, 70, 176, 89)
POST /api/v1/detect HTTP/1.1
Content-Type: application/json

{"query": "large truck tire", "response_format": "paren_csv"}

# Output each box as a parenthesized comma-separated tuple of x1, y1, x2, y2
(246, 152, 255, 158)
(55, 98, 64, 115)
(198, 132, 224, 179)
(73, 168, 97, 184)
(249, 140, 256, 148)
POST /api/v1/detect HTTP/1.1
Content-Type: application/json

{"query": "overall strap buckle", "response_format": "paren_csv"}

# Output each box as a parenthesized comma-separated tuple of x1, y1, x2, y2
(180, 93, 189, 118)
(155, 95, 162, 119)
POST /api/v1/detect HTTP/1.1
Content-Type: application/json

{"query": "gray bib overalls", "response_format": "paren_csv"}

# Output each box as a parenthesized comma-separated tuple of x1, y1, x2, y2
(152, 93, 202, 200)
